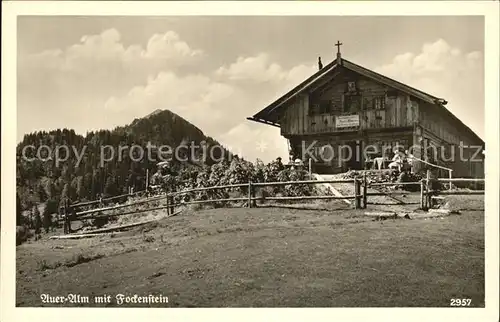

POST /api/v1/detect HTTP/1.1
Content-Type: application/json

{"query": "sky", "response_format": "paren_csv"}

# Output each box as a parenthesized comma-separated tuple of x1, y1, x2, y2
(17, 16, 485, 163)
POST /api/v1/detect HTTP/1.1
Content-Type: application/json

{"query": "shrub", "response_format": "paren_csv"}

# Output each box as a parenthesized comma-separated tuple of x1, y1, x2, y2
(42, 206, 52, 233)
(36, 259, 51, 271)
(140, 158, 325, 212)
(16, 226, 31, 245)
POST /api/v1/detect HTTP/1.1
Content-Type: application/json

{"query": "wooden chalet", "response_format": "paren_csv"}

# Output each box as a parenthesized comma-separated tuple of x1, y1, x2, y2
(247, 42, 485, 177)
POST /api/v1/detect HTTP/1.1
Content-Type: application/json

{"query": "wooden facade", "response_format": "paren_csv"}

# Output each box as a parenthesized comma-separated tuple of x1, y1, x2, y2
(280, 70, 419, 136)
(248, 55, 484, 178)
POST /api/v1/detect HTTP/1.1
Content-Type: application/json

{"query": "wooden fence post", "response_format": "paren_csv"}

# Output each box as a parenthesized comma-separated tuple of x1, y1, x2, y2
(248, 181, 253, 208)
(63, 204, 69, 234)
(354, 178, 360, 209)
(251, 182, 257, 208)
(420, 179, 425, 209)
(68, 206, 75, 233)
(426, 169, 431, 209)
(362, 173, 367, 209)
(420, 179, 427, 210)
(448, 170, 452, 191)
(166, 195, 170, 216)
(169, 195, 174, 215)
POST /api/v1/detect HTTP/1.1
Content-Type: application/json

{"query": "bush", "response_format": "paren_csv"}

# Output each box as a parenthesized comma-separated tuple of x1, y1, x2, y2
(16, 193, 23, 226)
(16, 226, 31, 245)
(45, 199, 59, 214)
(32, 206, 42, 234)
(146, 157, 323, 210)
(42, 207, 52, 233)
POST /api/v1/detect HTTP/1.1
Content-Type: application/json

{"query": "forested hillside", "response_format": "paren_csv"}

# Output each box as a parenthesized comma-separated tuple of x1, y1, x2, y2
(16, 109, 233, 217)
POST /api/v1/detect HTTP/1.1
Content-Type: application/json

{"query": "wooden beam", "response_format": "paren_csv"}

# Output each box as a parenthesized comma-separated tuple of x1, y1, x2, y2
(429, 190, 484, 195)
(436, 178, 484, 182)
(307, 70, 342, 94)
(78, 210, 183, 235)
(266, 63, 339, 115)
(75, 194, 169, 217)
(178, 197, 248, 206)
(246, 117, 280, 128)
(76, 202, 179, 221)
(252, 179, 354, 187)
(71, 190, 146, 208)
(171, 183, 249, 196)
(49, 232, 125, 239)
(262, 195, 357, 201)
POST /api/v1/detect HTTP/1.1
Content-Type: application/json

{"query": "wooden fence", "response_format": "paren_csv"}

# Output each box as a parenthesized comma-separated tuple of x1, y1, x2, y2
(421, 175, 485, 210)
(62, 178, 362, 231)
(61, 172, 485, 232)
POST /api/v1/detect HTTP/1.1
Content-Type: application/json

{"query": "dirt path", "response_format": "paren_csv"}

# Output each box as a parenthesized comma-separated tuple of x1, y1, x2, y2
(316, 174, 411, 213)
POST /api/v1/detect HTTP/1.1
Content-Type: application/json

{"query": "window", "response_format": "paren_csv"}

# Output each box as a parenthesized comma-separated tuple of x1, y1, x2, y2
(309, 91, 331, 116)
(387, 90, 398, 98)
(363, 97, 372, 110)
(309, 99, 332, 116)
(318, 101, 331, 114)
(343, 94, 362, 112)
(374, 96, 386, 109)
(363, 96, 386, 110)
(347, 81, 357, 93)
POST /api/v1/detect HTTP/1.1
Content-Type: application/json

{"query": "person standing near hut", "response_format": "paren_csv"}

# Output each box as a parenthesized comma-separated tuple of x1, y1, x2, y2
(426, 169, 442, 208)
(389, 148, 404, 172)
(33, 205, 42, 241)
(62, 198, 72, 234)
(273, 157, 284, 172)
(404, 150, 414, 173)
(154, 161, 170, 193)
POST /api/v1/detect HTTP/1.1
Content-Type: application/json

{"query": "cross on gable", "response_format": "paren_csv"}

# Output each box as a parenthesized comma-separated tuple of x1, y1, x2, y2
(335, 41, 343, 54)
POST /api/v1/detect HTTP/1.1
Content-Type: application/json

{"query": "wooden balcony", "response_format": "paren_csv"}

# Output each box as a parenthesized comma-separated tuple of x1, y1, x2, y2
(281, 109, 416, 136)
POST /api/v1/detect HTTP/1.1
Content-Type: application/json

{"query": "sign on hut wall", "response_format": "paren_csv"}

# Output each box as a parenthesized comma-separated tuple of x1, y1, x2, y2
(335, 114, 360, 128)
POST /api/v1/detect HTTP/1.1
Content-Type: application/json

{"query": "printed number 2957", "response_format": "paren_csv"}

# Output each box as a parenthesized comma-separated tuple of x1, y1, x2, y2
(450, 298, 472, 306)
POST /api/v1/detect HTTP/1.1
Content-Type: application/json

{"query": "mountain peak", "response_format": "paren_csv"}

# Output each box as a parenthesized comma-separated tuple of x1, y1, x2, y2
(145, 109, 163, 118)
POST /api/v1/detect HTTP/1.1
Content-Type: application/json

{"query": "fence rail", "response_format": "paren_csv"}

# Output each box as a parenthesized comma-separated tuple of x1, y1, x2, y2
(428, 190, 485, 195)
(61, 171, 484, 233)
(252, 179, 354, 187)
(365, 191, 412, 196)
(262, 195, 358, 201)
(75, 194, 170, 217)
(436, 178, 485, 182)
(421, 174, 485, 209)
(369, 182, 421, 187)
(170, 183, 249, 196)
(71, 190, 147, 208)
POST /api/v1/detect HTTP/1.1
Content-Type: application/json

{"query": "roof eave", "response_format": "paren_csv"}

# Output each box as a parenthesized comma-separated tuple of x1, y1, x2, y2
(246, 117, 280, 128)
(248, 57, 483, 143)
(251, 61, 338, 121)
(434, 103, 484, 145)
(341, 59, 441, 105)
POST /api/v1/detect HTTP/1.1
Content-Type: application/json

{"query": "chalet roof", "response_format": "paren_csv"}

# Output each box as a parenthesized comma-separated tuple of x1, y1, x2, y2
(247, 57, 483, 144)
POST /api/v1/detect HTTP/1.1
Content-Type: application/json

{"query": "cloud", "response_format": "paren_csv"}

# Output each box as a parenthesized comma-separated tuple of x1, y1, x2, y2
(17, 28, 205, 138)
(375, 39, 483, 84)
(104, 71, 241, 134)
(144, 31, 203, 60)
(103, 53, 316, 162)
(218, 122, 289, 163)
(374, 39, 484, 139)
(22, 28, 203, 74)
(215, 52, 315, 84)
